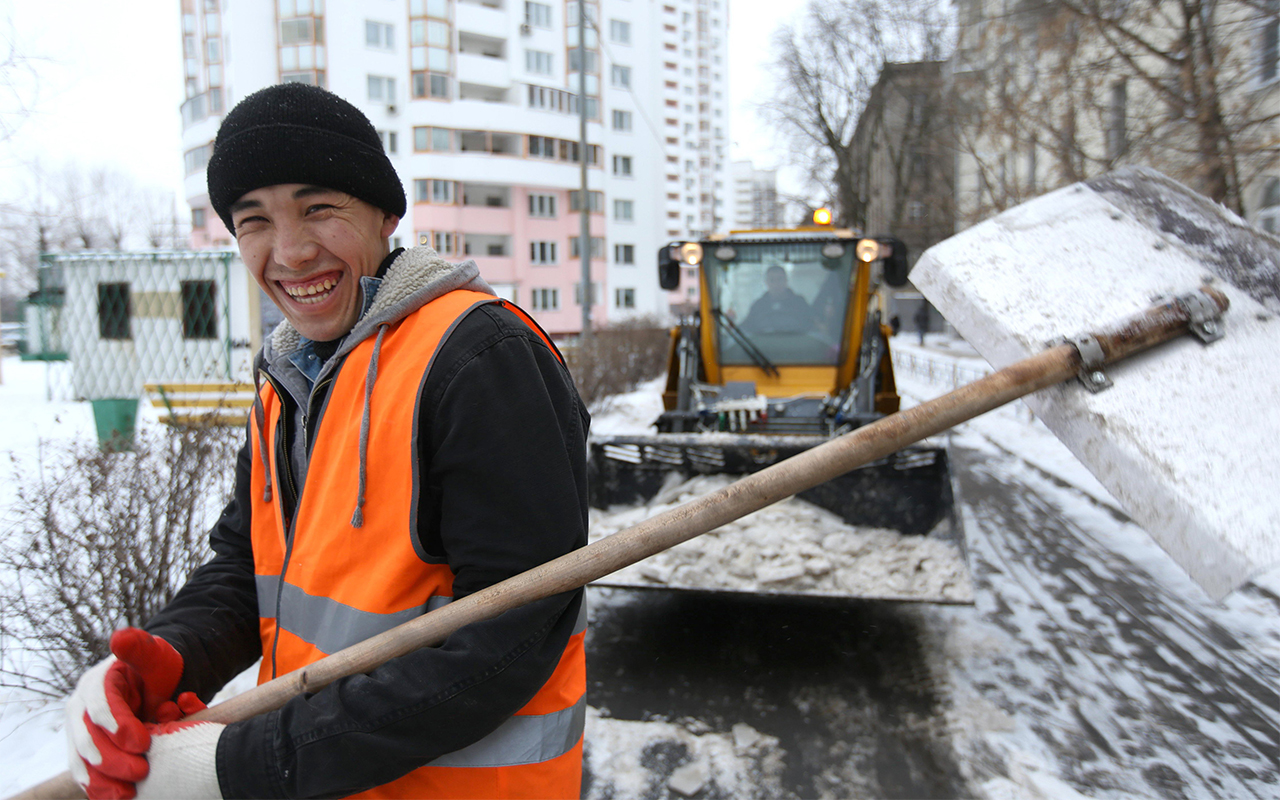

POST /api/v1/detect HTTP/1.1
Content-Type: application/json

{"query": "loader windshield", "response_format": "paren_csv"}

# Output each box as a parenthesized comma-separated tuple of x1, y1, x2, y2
(706, 241, 853, 366)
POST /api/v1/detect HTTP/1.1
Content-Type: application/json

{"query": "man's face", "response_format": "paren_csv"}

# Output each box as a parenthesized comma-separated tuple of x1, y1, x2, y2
(766, 268, 788, 295)
(231, 184, 398, 342)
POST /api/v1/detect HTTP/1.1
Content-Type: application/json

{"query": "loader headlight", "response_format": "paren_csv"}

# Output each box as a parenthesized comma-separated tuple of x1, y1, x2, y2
(679, 242, 704, 266)
(821, 242, 845, 259)
(856, 238, 882, 262)
(714, 246, 737, 262)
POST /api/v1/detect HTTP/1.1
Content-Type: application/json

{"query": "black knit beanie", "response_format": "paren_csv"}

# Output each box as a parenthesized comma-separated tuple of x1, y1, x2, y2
(207, 83, 406, 232)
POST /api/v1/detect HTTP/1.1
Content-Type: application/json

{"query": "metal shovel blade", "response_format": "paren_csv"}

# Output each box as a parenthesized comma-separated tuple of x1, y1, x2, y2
(911, 166, 1280, 600)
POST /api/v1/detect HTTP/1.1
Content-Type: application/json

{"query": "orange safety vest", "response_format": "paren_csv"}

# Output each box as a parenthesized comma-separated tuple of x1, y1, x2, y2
(249, 289, 586, 799)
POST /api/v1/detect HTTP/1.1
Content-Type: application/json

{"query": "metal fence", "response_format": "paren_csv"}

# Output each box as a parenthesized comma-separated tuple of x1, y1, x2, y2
(892, 348, 1038, 422)
(19, 251, 260, 444)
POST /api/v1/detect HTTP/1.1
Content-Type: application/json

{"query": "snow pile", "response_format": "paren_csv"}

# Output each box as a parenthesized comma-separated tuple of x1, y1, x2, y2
(583, 707, 786, 799)
(590, 474, 974, 602)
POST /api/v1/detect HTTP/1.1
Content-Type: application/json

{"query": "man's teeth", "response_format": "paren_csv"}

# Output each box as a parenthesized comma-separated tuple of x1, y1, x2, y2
(285, 279, 335, 304)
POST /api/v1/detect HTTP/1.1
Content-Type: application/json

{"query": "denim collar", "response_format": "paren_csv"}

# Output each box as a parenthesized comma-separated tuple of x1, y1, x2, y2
(287, 274, 383, 387)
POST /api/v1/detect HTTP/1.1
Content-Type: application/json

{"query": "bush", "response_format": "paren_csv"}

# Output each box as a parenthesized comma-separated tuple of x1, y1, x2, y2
(563, 317, 671, 410)
(0, 424, 239, 697)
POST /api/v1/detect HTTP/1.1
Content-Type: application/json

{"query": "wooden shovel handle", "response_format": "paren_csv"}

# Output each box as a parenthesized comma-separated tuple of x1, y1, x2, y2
(11, 287, 1227, 800)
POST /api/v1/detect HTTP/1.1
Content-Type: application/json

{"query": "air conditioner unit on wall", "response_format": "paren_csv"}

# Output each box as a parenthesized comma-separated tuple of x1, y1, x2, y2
(520, 23, 532, 36)
(387, 103, 397, 115)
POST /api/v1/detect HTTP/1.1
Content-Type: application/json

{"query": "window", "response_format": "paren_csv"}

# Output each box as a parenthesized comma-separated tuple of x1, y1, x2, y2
(368, 75, 396, 103)
(566, 2, 597, 25)
(378, 130, 398, 153)
(414, 126, 452, 151)
(614, 199, 634, 221)
(280, 17, 322, 45)
(530, 287, 559, 310)
(528, 135, 557, 158)
(191, 208, 207, 229)
(610, 19, 631, 44)
(570, 236, 605, 259)
(1106, 80, 1127, 160)
(529, 193, 557, 217)
(181, 280, 218, 340)
(97, 283, 131, 341)
(1259, 177, 1280, 233)
(567, 50, 598, 73)
(1261, 0, 1279, 83)
(612, 110, 632, 131)
(412, 72, 451, 99)
(615, 287, 636, 309)
(414, 179, 455, 203)
(614, 243, 635, 264)
(611, 64, 631, 88)
(432, 180, 455, 203)
(530, 241, 558, 264)
(526, 49, 553, 75)
(184, 143, 211, 175)
(613, 155, 632, 176)
(528, 84, 593, 116)
(281, 71, 324, 87)
(569, 190, 604, 212)
(366, 20, 394, 49)
(433, 231, 457, 254)
(525, 1, 552, 27)
(574, 282, 599, 306)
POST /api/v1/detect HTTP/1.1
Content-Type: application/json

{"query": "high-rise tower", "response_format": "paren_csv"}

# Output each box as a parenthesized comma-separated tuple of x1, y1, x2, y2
(178, 0, 729, 332)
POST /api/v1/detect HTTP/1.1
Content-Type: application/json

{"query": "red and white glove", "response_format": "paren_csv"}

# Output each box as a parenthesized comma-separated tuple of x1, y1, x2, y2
(65, 628, 205, 799)
(134, 720, 225, 799)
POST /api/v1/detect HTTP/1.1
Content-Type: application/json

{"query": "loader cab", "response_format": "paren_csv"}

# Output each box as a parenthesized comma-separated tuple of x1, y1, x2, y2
(705, 238, 855, 368)
(658, 229, 908, 409)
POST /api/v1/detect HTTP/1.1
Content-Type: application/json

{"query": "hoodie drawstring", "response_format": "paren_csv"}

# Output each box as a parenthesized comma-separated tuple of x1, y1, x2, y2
(252, 369, 273, 503)
(351, 323, 389, 528)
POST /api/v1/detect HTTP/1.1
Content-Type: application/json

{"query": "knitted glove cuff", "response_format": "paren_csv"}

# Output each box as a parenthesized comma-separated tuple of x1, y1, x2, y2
(135, 722, 225, 799)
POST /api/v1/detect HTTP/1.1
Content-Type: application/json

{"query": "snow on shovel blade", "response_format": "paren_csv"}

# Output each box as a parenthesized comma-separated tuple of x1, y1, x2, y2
(911, 166, 1280, 600)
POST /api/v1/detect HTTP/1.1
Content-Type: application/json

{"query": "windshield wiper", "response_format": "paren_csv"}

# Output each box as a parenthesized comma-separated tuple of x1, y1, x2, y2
(712, 308, 779, 377)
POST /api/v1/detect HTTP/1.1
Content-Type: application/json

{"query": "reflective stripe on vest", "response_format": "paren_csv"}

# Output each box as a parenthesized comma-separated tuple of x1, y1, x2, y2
(249, 290, 584, 797)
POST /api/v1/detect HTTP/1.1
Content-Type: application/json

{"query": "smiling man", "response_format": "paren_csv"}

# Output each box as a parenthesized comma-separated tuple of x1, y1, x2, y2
(63, 83, 589, 799)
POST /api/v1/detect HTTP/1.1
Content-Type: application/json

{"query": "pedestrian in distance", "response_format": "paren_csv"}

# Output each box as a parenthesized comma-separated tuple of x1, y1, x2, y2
(64, 83, 590, 799)
(915, 302, 931, 346)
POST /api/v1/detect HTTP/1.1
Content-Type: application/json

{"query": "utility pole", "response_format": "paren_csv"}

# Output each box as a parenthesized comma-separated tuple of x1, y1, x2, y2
(577, 0, 592, 339)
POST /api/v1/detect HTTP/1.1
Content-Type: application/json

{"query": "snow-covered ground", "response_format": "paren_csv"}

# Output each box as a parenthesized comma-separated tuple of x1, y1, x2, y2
(2, 338, 1277, 798)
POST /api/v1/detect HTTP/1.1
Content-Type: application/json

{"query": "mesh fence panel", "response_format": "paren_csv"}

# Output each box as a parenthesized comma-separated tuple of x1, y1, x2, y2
(24, 251, 252, 403)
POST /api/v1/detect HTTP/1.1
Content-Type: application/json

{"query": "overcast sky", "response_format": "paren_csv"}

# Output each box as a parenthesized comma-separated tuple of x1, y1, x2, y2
(0, 0, 806, 207)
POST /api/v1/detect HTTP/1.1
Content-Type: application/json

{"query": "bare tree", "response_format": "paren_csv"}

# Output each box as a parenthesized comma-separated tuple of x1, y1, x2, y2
(0, 14, 41, 143)
(764, 0, 956, 227)
(952, 0, 1279, 220)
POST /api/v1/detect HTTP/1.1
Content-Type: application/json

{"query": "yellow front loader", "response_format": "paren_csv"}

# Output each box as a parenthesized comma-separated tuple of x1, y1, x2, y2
(587, 218, 970, 602)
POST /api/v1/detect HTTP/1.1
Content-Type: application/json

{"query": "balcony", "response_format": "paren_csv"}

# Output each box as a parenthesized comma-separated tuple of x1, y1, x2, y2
(181, 88, 224, 130)
(456, 2, 508, 40)
(457, 54, 511, 93)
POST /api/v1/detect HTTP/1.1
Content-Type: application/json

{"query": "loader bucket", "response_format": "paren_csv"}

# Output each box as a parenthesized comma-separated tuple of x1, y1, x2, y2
(587, 433, 971, 603)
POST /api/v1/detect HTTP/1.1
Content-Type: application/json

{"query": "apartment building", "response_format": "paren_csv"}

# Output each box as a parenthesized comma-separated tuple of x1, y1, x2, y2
(179, 0, 730, 333)
(949, 0, 1279, 232)
(728, 160, 783, 230)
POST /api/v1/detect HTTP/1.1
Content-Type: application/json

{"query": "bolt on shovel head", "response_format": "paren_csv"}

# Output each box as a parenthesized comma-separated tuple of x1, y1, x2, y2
(911, 166, 1280, 601)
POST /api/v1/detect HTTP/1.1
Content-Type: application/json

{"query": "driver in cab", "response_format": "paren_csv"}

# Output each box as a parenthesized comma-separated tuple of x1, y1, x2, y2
(741, 265, 814, 334)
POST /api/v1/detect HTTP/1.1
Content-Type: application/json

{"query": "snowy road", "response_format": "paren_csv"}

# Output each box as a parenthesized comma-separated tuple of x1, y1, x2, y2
(945, 438, 1279, 799)
(578, 343, 1280, 800)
